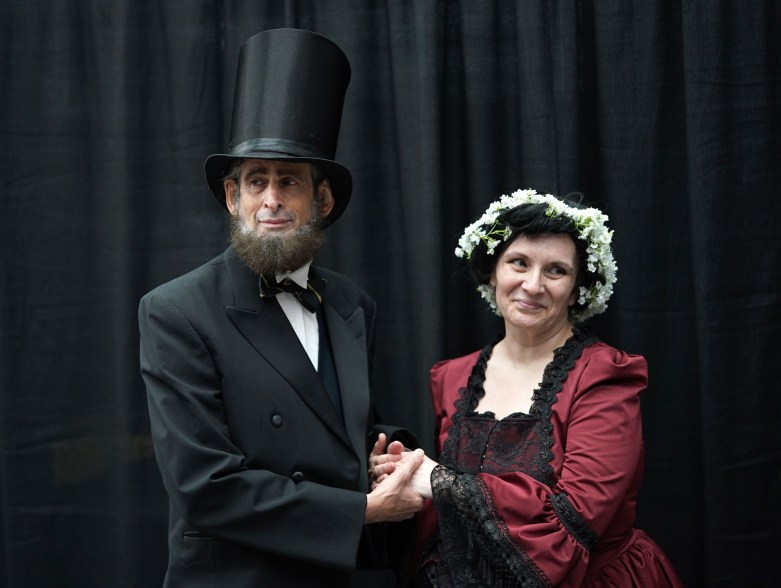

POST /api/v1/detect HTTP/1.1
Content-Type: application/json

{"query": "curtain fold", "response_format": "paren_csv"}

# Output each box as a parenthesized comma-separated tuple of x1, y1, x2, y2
(2, 1, 778, 586)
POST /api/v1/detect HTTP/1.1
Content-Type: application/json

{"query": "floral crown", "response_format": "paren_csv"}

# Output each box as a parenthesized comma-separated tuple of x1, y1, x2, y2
(455, 188, 617, 323)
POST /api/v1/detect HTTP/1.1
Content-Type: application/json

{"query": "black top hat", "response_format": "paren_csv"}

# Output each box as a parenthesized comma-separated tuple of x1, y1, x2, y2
(204, 29, 352, 227)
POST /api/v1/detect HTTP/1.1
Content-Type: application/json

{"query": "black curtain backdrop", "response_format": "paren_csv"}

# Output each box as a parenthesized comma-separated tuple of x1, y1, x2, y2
(2, 1, 779, 586)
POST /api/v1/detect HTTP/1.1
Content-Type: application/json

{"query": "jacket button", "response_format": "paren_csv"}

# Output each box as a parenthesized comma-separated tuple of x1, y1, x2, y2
(292, 471, 304, 483)
(271, 414, 283, 427)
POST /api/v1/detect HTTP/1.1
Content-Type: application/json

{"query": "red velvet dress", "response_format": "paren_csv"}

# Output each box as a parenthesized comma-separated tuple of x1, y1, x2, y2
(415, 329, 683, 587)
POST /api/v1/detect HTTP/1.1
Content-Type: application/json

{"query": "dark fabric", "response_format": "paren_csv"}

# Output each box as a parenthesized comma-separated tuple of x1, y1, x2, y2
(319, 305, 345, 419)
(138, 246, 373, 586)
(421, 465, 549, 588)
(259, 274, 325, 313)
(1, 1, 779, 587)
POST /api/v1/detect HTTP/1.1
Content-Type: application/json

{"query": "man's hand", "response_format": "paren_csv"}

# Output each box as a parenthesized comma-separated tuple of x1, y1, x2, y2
(368, 433, 405, 487)
(365, 448, 425, 524)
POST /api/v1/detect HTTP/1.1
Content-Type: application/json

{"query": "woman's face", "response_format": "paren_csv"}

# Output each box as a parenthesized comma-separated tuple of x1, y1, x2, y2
(490, 233, 579, 333)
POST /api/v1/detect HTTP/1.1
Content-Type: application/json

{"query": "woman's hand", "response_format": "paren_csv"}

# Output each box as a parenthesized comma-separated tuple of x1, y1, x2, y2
(408, 454, 437, 500)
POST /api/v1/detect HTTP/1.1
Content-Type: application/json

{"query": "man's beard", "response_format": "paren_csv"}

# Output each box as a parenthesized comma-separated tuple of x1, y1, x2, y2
(230, 212, 326, 277)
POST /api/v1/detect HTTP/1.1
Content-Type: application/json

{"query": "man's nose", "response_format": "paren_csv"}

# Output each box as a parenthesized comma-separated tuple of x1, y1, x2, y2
(262, 183, 283, 210)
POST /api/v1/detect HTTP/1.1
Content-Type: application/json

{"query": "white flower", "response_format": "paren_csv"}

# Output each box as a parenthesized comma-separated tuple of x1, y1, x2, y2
(455, 188, 618, 323)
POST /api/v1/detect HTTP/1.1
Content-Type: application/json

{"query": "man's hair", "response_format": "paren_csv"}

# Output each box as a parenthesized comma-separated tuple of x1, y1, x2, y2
(223, 158, 243, 184)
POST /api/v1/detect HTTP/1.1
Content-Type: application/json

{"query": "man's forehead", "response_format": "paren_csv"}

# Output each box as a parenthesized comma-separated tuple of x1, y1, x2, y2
(241, 160, 310, 176)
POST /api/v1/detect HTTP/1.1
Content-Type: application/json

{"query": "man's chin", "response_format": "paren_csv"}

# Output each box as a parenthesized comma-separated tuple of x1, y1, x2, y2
(230, 218, 326, 276)
(251, 223, 297, 236)
(245, 228, 290, 240)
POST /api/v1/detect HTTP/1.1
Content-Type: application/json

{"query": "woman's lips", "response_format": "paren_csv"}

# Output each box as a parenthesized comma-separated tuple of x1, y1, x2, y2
(515, 298, 544, 309)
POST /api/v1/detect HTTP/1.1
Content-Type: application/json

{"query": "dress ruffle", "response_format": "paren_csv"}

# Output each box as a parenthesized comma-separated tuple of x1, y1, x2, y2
(583, 529, 682, 587)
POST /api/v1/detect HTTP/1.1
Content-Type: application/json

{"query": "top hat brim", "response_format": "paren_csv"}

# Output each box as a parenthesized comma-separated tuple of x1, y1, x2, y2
(205, 151, 352, 228)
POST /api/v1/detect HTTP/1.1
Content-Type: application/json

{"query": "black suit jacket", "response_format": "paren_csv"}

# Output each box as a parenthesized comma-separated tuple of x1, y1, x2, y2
(139, 247, 398, 587)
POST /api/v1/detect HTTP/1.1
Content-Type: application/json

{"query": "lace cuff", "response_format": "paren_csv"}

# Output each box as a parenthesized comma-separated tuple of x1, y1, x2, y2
(430, 464, 457, 502)
(429, 466, 550, 587)
(550, 493, 599, 550)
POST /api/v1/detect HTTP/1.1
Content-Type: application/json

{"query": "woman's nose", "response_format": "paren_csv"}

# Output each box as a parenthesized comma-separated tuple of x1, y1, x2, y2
(522, 269, 544, 293)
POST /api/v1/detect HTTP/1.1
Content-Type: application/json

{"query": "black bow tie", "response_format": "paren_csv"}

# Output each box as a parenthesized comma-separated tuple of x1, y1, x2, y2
(259, 275, 325, 313)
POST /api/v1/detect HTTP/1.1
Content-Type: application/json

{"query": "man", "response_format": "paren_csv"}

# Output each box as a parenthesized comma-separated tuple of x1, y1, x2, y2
(139, 29, 422, 587)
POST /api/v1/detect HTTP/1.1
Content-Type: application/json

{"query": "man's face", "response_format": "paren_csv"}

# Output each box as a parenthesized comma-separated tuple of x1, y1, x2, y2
(224, 159, 334, 276)
(224, 159, 334, 234)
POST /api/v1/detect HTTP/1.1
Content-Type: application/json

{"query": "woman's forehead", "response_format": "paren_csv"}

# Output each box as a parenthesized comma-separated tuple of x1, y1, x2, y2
(506, 232, 576, 253)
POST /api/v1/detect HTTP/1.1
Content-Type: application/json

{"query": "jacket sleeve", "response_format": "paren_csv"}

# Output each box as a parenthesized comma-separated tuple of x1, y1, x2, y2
(138, 290, 367, 570)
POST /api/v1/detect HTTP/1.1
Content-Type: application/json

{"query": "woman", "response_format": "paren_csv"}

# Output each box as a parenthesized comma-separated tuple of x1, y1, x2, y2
(374, 189, 682, 586)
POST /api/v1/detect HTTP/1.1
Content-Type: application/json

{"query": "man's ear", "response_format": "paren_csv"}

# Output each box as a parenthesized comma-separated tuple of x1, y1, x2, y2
(224, 180, 238, 215)
(318, 179, 335, 218)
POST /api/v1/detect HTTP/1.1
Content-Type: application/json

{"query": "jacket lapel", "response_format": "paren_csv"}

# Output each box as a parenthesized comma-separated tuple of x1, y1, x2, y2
(314, 269, 371, 490)
(223, 248, 353, 451)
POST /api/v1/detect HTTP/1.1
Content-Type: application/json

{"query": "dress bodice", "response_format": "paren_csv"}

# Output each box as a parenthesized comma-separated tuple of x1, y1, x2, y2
(439, 328, 598, 488)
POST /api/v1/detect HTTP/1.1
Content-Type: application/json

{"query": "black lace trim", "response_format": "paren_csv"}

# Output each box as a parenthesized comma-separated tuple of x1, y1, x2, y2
(527, 329, 597, 486)
(423, 328, 600, 586)
(423, 465, 551, 587)
(550, 493, 599, 551)
(440, 328, 598, 488)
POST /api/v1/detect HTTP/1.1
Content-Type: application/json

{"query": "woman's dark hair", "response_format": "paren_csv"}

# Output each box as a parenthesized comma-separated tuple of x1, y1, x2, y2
(468, 199, 601, 317)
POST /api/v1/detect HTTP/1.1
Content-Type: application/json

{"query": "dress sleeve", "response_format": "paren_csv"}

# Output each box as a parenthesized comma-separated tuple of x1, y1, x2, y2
(430, 358, 457, 455)
(429, 347, 648, 586)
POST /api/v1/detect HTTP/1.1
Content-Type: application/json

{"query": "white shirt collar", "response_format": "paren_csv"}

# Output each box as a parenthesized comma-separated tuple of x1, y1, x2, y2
(276, 261, 312, 289)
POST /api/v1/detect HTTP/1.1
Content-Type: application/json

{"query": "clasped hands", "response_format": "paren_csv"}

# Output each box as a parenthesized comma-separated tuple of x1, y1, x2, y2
(364, 433, 437, 524)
